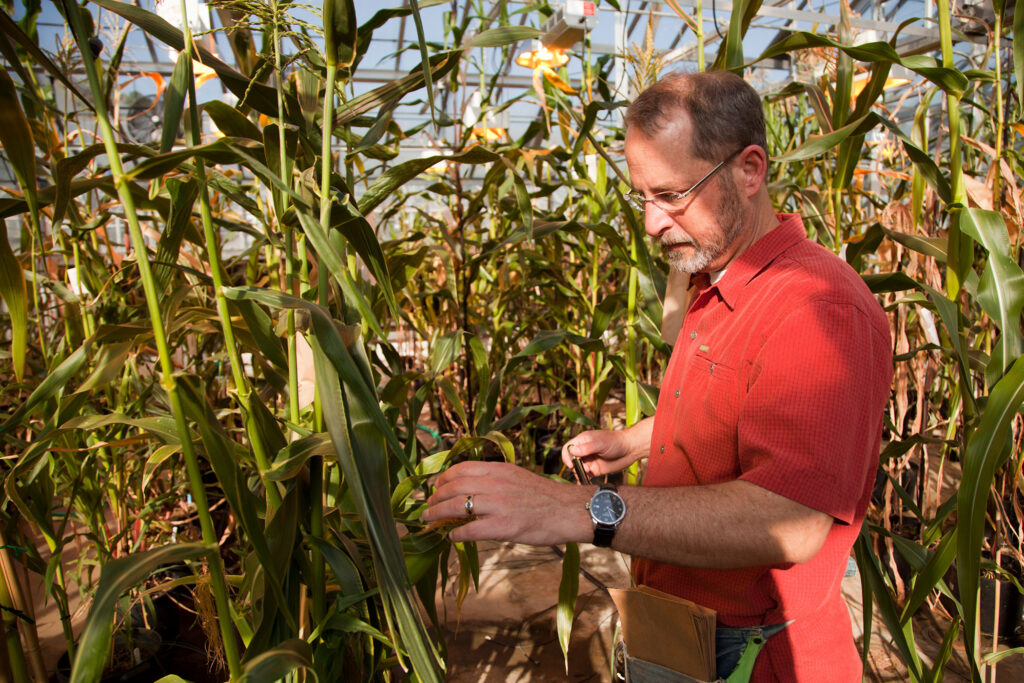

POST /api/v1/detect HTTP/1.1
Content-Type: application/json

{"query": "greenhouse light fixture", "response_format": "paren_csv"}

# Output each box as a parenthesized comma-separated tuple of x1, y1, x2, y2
(516, 1, 597, 68)
(515, 44, 570, 69)
(538, 1, 598, 50)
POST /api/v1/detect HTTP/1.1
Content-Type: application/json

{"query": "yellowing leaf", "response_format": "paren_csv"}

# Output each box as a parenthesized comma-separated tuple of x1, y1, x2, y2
(540, 65, 577, 94)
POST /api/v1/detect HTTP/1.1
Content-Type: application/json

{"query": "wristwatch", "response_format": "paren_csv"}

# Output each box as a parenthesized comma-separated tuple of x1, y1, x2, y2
(587, 485, 626, 547)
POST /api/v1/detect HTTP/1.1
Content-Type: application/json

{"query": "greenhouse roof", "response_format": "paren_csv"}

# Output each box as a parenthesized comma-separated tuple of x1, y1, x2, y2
(4, 0, 1006, 194)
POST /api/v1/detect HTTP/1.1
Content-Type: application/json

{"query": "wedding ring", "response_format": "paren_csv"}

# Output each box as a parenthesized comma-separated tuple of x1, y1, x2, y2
(465, 495, 474, 516)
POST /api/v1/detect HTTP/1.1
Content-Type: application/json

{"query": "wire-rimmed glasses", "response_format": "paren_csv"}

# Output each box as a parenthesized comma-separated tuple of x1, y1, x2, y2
(626, 148, 743, 213)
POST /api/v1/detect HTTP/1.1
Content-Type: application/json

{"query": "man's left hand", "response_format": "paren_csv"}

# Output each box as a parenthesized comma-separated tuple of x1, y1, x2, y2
(423, 461, 593, 545)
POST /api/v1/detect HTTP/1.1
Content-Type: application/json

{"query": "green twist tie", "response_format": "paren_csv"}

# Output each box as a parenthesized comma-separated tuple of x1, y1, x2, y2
(0, 545, 29, 555)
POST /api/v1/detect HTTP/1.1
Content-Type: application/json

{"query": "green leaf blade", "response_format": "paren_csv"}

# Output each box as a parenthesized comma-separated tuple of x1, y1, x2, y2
(0, 224, 27, 381)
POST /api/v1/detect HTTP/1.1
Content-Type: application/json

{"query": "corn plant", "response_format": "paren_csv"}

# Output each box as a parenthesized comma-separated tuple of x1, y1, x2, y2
(1, 0, 1023, 681)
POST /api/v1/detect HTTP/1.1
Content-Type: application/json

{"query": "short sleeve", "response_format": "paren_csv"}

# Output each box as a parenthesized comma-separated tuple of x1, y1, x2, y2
(737, 298, 892, 523)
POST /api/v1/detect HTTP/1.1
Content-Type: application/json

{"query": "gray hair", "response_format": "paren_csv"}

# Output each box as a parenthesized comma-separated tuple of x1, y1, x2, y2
(625, 71, 768, 162)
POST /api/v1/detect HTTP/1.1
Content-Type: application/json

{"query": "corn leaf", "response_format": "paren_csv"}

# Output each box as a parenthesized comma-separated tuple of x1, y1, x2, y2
(204, 100, 262, 140)
(323, 0, 357, 68)
(925, 617, 961, 683)
(406, 0, 435, 128)
(957, 355, 1024, 667)
(898, 529, 958, 623)
(239, 639, 317, 683)
(881, 228, 948, 263)
(832, 0, 854, 129)
(230, 297, 289, 370)
(0, 70, 37, 212)
(0, 10, 92, 109)
(153, 177, 198, 293)
(77, 341, 132, 393)
(982, 646, 1024, 666)
(70, 543, 211, 683)
(60, 413, 180, 444)
(357, 147, 498, 215)
(557, 542, 580, 671)
(402, 531, 447, 586)
(752, 33, 968, 96)
(4, 436, 61, 549)
(429, 331, 463, 377)
(463, 25, 541, 49)
(335, 214, 400, 320)
(310, 328, 442, 680)
(160, 50, 190, 153)
(333, 51, 460, 128)
(776, 112, 952, 204)
(345, 0, 447, 77)
(713, 0, 762, 72)
(309, 536, 365, 596)
(957, 209, 1024, 383)
(124, 139, 237, 180)
(774, 113, 882, 161)
(293, 209, 391, 341)
(0, 220, 27, 381)
(854, 532, 925, 680)
(51, 143, 155, 222)
(502, 157, 534, 239)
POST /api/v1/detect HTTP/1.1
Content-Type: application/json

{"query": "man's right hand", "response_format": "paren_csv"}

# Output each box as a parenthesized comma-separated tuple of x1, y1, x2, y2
(561, 417, 655, 479)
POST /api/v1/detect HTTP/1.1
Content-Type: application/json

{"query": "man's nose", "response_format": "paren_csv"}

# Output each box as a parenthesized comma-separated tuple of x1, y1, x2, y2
(643, 202, 674, 238)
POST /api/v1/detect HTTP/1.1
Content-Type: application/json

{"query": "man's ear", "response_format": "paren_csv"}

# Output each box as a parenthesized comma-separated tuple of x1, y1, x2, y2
(737, 145, 768, 197)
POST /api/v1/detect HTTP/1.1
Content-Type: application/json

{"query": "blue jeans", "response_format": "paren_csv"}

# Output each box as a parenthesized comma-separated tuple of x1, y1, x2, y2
(615, 622, 789, 683)
(714, 622, 788, 679)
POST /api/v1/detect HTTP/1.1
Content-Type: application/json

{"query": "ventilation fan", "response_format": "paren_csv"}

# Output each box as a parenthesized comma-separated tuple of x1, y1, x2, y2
(119, 91, 164, 145)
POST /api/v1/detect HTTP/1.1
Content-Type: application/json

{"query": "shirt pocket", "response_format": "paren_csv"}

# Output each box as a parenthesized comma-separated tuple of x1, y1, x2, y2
(694, 346, 737, 383)
(690, 347, 741, 436)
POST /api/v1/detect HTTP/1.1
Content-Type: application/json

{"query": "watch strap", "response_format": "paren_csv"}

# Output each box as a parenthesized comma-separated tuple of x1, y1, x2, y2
(593, 523, 616, 547)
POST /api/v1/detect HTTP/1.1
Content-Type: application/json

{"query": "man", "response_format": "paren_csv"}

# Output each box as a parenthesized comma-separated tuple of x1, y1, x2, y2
(423, 70, 892, 682)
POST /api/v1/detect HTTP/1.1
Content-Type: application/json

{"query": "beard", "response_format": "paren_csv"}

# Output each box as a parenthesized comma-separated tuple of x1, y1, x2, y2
(659, 173, 745, 273)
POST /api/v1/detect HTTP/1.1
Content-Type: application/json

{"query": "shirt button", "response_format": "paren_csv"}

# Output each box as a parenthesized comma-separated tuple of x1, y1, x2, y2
(710, 364, 715, 373)
(660, 445, 665, 453)
(674, 390, 680, 397)
(690, 331, 697, 339)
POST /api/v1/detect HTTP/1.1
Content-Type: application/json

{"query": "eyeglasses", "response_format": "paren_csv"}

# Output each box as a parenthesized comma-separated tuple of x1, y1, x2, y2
(626, 148, 742, 213)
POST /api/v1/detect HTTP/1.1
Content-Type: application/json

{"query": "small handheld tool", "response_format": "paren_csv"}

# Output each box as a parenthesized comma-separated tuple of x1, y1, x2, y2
(572, 456, 591, 485)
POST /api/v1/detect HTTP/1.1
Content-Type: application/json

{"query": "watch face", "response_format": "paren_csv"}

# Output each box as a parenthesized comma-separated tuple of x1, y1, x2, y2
(591, 490, 626, 525)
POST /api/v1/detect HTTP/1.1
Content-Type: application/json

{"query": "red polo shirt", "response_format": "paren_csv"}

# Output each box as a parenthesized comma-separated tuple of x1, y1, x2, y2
(632, 214, 892, 682)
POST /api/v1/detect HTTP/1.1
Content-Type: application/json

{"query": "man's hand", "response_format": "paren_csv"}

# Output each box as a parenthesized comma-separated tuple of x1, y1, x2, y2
(423, 461, 593, 545)
(561, 417, 655, 479)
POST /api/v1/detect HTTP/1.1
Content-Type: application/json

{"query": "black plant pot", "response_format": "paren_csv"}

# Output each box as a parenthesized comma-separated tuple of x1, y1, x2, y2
(941, 573, 1024, 641)
(977, 576, 1024, 640)
(54, 628, 163, 683)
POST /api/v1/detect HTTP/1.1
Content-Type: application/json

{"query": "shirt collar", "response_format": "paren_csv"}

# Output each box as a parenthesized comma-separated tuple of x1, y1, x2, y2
(712, 213, 807, 309)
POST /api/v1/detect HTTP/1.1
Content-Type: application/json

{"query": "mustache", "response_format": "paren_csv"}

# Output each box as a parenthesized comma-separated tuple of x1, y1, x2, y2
(658, 235, 695, 247)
